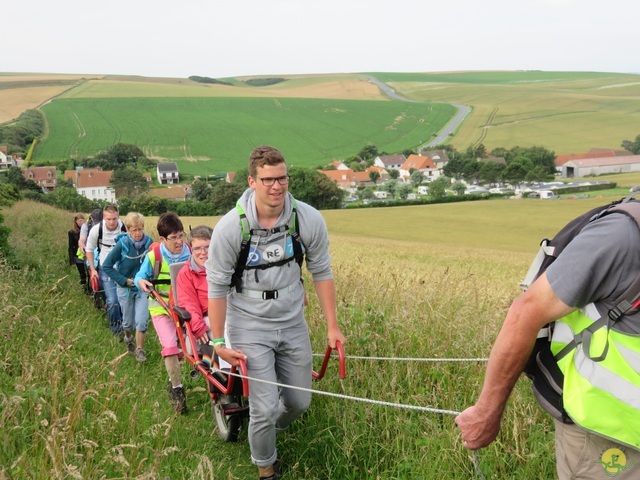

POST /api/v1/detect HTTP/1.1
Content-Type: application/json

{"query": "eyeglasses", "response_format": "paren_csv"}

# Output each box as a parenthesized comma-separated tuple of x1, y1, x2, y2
(192, 245, 210, 254)
(256, 175, 290, 187)
(166, 232, 186, 242)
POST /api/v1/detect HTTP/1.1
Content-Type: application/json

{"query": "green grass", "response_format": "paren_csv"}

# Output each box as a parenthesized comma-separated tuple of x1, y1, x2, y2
(35, 97, 454, 173)
(6, 195, 612, 478)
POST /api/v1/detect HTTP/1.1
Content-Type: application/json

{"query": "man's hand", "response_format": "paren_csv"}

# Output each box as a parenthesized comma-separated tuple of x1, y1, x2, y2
(327, 327, 346, 349)
(214, 346, 247, 367)
(455, 404, 502, 450)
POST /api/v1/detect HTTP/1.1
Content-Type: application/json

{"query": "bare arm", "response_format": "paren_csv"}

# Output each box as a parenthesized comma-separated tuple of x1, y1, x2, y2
(314, 279, 346, 348)
(455, 273, 574, 450)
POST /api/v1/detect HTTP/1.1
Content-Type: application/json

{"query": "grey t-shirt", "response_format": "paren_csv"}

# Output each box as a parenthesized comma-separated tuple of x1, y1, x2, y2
(546, 213, 640, 334)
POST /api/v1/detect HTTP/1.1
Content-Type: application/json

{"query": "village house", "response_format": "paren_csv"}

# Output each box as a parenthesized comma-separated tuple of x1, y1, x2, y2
(319, 168, 374, 192)
(23, 166, 57, 191)
(417, 149, 450, 169)
(157, 162, 179, 185)
(326, 160, 350, 170)
(65, 168, 116, 202)
(373, 154, 405, 171)
(366, 165, 390, 182)
(0, 146, 22, 170)
(149, 184, 191, 201)
(399, 154, 439, 182)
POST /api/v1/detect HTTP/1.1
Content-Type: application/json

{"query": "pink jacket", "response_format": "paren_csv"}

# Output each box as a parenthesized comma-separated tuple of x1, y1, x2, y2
(175, 261, 208, 339)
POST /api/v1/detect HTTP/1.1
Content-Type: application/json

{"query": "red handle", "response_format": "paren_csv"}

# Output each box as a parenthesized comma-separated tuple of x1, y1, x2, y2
(312, 340, 346, 380)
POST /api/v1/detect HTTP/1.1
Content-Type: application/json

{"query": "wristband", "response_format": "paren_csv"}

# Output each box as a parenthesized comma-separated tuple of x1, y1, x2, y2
(212, 337, 225, 347)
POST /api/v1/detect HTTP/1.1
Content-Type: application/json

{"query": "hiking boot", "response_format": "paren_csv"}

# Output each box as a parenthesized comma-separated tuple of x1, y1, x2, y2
(124, 336, 135, 354)
(134, 348, 147, 363)
(168, 385, 188, 415)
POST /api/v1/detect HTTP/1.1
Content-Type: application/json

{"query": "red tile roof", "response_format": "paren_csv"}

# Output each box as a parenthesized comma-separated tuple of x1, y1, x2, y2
(402, 154, 436, 170)
(64, 169, 113, 188)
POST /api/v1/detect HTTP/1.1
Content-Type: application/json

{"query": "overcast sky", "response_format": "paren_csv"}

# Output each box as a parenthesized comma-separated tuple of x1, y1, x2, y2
(3, 0, 638, 78)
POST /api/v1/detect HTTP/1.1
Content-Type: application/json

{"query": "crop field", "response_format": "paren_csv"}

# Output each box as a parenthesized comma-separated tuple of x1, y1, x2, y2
(0, 73, 92, 124)
(35, 97, 455, 173)
(8, 197, 624, 478)
(62, 74, 385, 101)
(371, 71, 640, 153)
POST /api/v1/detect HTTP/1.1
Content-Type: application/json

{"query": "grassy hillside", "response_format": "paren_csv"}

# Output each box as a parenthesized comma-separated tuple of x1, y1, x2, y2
(36, 97, 455, 173)
(5, 197, 606, 478)
(372, 71, 640, 153)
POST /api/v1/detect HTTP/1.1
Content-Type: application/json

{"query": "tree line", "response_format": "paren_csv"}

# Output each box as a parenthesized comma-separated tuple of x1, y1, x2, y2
(1, 142, 345, 215)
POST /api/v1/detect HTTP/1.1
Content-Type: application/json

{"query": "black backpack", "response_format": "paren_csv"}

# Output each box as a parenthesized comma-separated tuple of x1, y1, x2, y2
(96, 220, 127, 256)
(521, 194, 640, 422)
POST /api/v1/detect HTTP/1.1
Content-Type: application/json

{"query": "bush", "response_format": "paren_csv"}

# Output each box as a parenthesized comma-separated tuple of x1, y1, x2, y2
(244, 78, 287, 87)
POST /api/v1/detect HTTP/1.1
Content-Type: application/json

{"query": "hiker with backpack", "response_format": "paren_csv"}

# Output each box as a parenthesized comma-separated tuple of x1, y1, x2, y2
(205, 145, 346, 480)
(101, 212, 153, 362)
(85, 205, 126, 335)
(78, 209, 103, 295)
(68, 213, 87, 291)
(135, 212, 192, 414)
(455, 198, 640, 479)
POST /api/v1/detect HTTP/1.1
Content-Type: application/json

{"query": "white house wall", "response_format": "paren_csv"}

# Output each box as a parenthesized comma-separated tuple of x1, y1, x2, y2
(79, 186, 117, 202)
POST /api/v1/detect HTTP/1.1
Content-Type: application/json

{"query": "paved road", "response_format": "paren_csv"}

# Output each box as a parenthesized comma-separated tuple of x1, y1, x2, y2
(364, 75, 469, 148)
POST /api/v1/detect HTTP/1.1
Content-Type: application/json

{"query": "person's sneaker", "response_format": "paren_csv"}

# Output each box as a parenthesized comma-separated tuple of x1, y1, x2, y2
(134, 348, 147, 363)
(124, 336, 135, 354)
(168, 385, 188, 415)
(258, 459, 281, 479)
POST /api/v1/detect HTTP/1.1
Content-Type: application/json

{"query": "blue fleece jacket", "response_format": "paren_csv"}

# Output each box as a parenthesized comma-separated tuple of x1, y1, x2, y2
(102, 233, 153, 288)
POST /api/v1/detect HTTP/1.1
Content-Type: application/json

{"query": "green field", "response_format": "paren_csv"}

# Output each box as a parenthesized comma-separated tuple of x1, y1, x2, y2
(36, 97, 454, 173)
(373, 71, 640, 153)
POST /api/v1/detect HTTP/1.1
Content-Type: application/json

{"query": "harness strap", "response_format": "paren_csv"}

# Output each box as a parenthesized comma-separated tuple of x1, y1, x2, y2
(236, 281, 299, 300)
(231, 199, 304, 293)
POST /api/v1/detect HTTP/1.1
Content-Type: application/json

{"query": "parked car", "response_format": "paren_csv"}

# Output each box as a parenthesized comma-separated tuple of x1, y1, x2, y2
(630, 186, 640, 193)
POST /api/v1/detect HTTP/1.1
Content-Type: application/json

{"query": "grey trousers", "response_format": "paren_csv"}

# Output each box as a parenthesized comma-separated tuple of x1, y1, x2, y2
(228, 321, 312, 468)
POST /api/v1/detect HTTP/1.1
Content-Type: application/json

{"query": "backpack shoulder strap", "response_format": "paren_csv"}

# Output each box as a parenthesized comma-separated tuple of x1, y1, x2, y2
(151, 242, 162, 280)
(97, 221, 103, 255)
(289, 200, 305, 270)
(231, 202, 253, 292)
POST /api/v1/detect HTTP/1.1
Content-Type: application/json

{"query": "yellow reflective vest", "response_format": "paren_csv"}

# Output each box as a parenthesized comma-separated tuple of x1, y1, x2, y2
(551, 305, 640, 450)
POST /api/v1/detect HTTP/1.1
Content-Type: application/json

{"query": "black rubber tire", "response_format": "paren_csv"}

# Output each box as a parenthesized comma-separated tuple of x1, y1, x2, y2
(212, 394, 241, 442)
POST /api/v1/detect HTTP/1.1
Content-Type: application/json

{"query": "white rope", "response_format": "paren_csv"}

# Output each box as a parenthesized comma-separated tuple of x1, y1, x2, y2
(215, 367, 488, 479)
(313, 354, 489, 362)
(216, 368, 461, 416)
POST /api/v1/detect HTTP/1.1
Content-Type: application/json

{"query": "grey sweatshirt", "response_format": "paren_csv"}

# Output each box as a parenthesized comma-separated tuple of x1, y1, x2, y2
(206, 188, 333, 330)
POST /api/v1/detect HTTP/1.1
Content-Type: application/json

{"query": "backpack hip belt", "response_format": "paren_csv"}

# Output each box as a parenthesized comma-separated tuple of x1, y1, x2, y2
(236, 281, 299, 300)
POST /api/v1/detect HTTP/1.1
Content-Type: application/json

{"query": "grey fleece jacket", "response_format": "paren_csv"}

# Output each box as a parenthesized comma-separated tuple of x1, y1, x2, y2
(206, 188, 333, 330)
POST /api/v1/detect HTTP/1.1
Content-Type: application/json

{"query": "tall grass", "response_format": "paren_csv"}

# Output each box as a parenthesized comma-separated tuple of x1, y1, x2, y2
(1, 200, 558, 478)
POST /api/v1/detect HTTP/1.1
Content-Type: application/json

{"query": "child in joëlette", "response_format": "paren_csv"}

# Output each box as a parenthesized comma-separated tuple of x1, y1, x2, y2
(134, 212, 191, 414)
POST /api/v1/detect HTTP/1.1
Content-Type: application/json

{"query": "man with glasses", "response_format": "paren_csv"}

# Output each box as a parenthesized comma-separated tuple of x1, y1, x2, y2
(135, 212, 192, 414)
(206, 145, 346, 480)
